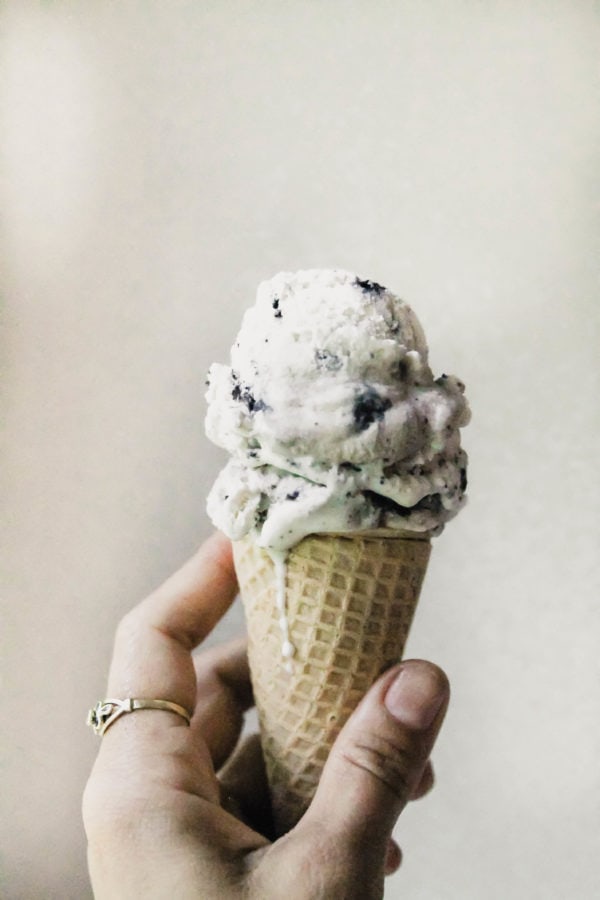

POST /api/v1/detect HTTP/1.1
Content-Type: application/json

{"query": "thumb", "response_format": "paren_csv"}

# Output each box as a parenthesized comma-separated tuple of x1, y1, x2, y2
(301, 660, 449, 856)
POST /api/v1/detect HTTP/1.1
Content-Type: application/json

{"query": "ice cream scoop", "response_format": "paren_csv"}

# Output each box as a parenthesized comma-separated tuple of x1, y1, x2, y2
(206, 268, 470, 551)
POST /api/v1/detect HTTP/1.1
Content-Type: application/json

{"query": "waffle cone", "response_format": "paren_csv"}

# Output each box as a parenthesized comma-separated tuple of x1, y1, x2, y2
(233, 532, 431, 835)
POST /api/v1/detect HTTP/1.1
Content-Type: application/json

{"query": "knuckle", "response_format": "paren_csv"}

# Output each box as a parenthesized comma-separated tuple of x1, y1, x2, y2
(341, 733, 420, 801)
(114, 609, 138, 646)
(82, 771, 141, 838)
(83, 766, 185, 842)
(113, 607, 152, 658)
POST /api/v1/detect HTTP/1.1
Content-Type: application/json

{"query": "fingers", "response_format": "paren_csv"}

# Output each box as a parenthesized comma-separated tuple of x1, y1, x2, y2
(219, 734, 274, 838)
(192, 637, 253, 768)
(384, 839, 402, 876)
(301, 660, 449, 860)
(382, 762, 435, 879)
(87, 534, 239, 807)
(410, 759, 435, 800)
(106, 532, 237, 714)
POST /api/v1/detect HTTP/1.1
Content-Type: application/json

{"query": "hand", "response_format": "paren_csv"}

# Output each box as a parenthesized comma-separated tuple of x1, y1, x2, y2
(83, 533, 450, 899)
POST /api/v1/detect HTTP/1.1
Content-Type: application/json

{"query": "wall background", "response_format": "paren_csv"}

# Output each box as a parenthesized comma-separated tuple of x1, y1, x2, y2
(2, 2, 598, 898)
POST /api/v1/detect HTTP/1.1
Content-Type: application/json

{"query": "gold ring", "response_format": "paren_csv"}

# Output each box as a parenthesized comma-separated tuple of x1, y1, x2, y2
(87, 698, 192, 736)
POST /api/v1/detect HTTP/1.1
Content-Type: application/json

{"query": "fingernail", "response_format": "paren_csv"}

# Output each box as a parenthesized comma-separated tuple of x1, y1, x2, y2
(384, 663, 447, 730)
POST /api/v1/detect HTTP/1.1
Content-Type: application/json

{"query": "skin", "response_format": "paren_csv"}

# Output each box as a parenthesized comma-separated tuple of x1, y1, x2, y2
(83, 532, 449, 899)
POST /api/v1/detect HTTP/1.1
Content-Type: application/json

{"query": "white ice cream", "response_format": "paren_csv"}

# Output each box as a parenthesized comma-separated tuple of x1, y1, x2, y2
(206, 269, 470, 552)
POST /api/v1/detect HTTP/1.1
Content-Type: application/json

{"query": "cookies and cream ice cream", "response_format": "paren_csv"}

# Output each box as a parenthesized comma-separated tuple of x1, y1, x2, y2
(206, 268, 470, 552)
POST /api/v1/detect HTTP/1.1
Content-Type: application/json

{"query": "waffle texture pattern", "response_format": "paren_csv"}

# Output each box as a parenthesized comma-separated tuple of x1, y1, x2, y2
(233, 532, 431, 834)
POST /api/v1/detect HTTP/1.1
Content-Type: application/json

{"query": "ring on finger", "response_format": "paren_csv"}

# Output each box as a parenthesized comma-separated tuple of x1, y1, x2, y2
(87, 698, 192, 736)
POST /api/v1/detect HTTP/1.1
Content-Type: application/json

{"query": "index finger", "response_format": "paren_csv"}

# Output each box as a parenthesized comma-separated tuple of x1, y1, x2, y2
(106, 532, 238, 717)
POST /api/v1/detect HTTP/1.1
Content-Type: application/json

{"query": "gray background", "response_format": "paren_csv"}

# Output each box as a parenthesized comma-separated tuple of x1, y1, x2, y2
(2, 2, 599, 898)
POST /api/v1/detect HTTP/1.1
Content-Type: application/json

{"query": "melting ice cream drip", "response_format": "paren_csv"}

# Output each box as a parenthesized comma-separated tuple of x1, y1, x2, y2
(267, 549, 295, 673)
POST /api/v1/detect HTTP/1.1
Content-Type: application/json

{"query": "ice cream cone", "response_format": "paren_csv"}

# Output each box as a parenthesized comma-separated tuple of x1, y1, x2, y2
(232, 531, 431, 835)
